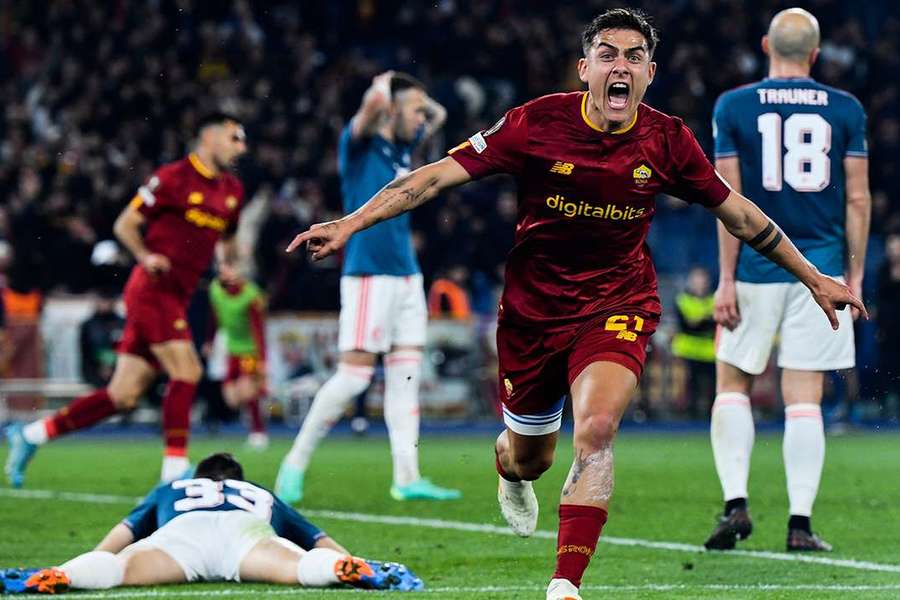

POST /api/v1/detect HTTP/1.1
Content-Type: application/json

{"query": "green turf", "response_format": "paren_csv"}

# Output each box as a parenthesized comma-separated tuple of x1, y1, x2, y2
(2, 430, 899, 598)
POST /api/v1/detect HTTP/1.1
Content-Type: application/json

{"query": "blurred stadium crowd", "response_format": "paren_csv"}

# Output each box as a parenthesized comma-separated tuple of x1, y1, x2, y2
(0, 1, 897, 416)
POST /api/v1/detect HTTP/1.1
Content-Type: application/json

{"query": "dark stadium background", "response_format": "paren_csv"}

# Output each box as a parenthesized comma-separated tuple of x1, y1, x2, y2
(0, 0, 897, 425)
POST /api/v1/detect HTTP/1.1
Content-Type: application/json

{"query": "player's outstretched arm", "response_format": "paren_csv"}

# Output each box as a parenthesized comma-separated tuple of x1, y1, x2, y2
(286, 157, 471, 259)
(711, 190, 868, 330)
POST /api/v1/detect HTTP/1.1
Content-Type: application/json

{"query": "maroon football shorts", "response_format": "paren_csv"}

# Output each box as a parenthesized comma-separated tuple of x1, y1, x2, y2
(496, 312, 657, 436)
(118, 273, 193, 369)
(225, 354, 261, 383)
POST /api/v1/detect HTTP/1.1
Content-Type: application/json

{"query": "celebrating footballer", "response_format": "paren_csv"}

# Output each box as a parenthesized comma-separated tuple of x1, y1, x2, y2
(286, 8, 866, 600)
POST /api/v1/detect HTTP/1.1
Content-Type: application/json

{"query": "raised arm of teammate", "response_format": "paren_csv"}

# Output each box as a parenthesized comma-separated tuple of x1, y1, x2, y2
(711, 190, 867, 330)
(286, 157, 470, 257)
(113, 203, 170, 275)
(843, 156, 872, 319)
(349, 71, 394, 140)
(713, 156, 743, 330)
(421, 95, 447, 140)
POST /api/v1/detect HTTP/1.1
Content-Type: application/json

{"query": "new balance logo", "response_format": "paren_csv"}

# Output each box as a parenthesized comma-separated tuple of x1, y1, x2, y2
(549, 161, 574, 175)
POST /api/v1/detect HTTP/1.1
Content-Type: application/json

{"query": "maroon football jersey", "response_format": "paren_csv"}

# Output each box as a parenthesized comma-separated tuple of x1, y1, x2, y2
(128, 153, 245, 299)
(449, 92, 730, 326)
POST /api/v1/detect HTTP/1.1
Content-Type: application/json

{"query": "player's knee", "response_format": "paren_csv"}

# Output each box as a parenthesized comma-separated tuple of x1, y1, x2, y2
(107, 384, 142, 409)
(175, 360, 203, 384)
(576, 412, 619, 451)
(331, 363, 375, 395)
(512, 451, 554, 481)
(222, 388, 240, 409)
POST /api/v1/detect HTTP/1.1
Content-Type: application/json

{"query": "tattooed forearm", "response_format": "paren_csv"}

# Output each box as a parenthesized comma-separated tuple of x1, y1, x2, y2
(358, 173, 440, 229)
(746, 220, 783, 256)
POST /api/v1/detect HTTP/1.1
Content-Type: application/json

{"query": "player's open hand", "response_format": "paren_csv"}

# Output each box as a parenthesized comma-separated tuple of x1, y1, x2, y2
(142, 253, 171, 275)
(714, 279, 741, 330)
(285, 220, 354, 260)
(809, 274, 868, 330)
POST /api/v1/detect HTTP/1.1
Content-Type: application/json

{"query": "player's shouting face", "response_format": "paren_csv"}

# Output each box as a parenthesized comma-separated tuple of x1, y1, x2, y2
(578, 27, 656, 131)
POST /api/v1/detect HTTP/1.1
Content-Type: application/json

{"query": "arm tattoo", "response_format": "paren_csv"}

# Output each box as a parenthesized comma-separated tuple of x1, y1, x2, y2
(747, 220, 783, 256)
(758, 230, 783, 255)
(368, 173, 438, 220)
(747, 221, 775, 248)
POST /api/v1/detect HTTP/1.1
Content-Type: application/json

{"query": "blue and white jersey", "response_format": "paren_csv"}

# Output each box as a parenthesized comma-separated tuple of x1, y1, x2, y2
(713, 77, 867, 283)
(338, 122, 422, 276)
(122, 478, 325, 549)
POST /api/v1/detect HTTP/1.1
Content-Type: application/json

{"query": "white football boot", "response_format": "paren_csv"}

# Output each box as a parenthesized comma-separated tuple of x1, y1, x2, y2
(546, 578, 582, 600)
(497, 476, 538, 537)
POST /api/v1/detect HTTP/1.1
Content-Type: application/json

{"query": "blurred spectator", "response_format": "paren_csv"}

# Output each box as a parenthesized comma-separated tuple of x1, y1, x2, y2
(1, 276, 44, 410)
(671, 267, 716, 418)
(0, 1, 893, 306)
(876, 232, 900, 420)
(78, 290, 125, 387)
(428, 265, 472, 320)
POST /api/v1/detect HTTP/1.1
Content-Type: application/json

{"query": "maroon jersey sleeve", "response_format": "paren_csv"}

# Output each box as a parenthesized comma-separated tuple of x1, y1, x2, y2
(666, 121, 731, 207)
(129, 165, 181, 217)
(447, 105, 528, 178)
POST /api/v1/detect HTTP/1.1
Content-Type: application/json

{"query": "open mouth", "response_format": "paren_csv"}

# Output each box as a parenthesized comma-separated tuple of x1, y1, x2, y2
(607, 82, 630, 111)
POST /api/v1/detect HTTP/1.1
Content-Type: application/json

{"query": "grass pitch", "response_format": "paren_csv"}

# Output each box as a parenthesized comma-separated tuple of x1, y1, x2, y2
(1, 429, 899, 598)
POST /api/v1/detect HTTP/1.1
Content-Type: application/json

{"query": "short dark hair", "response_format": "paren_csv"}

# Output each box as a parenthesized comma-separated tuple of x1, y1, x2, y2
(196, 111, 242, 134)
(195, 452, 244, 481)
(390, 72, 426, 97)
(582, 8, 659, 57)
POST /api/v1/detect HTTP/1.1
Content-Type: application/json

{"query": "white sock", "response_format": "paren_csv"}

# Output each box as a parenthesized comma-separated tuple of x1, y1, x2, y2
(711, 392, 755, 501)
(23, 419, 49, 445)
(500, 476, 529, 494)
(296, 547, 344, 587)
(783, 403, 825, 517)
(60, 551, 125, 589)
(284, 364, 374, 471)
(384, 350, 422, 487)
(160, 455, 190, 482)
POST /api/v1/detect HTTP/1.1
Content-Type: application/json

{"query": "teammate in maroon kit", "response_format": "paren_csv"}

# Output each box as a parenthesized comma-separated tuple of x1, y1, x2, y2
(284, 10, 866, 600)
(6, 113, 247, 485)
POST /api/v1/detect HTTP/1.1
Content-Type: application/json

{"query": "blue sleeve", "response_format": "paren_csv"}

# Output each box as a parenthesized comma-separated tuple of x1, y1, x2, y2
(845, 98, 868, 157)
(122, 485, 161, 541)
(270, 498, 326, 550)
(712, 93, 739, 159)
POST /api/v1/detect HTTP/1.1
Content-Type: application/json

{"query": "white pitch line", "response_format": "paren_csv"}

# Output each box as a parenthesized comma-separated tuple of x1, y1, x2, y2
(3, 487, 900, 575)
(29, 583, 900, 598)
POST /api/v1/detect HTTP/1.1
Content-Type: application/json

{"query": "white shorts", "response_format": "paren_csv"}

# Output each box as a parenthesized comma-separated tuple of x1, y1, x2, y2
(132, 511, 274, 582)
(716, 279, 855, 375)
(338, 274, 427, 353)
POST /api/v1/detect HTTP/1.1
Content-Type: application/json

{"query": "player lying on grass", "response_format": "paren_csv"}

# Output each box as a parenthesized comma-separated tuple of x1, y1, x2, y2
(0, 453, 422, 594)
(284, 9, 866, 600)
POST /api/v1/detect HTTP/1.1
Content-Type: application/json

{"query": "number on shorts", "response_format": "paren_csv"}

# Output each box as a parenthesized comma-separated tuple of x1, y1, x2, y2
(757, 112, 831, 192)
(172, 478, 273, 520)
(604, 315, 645, 342)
